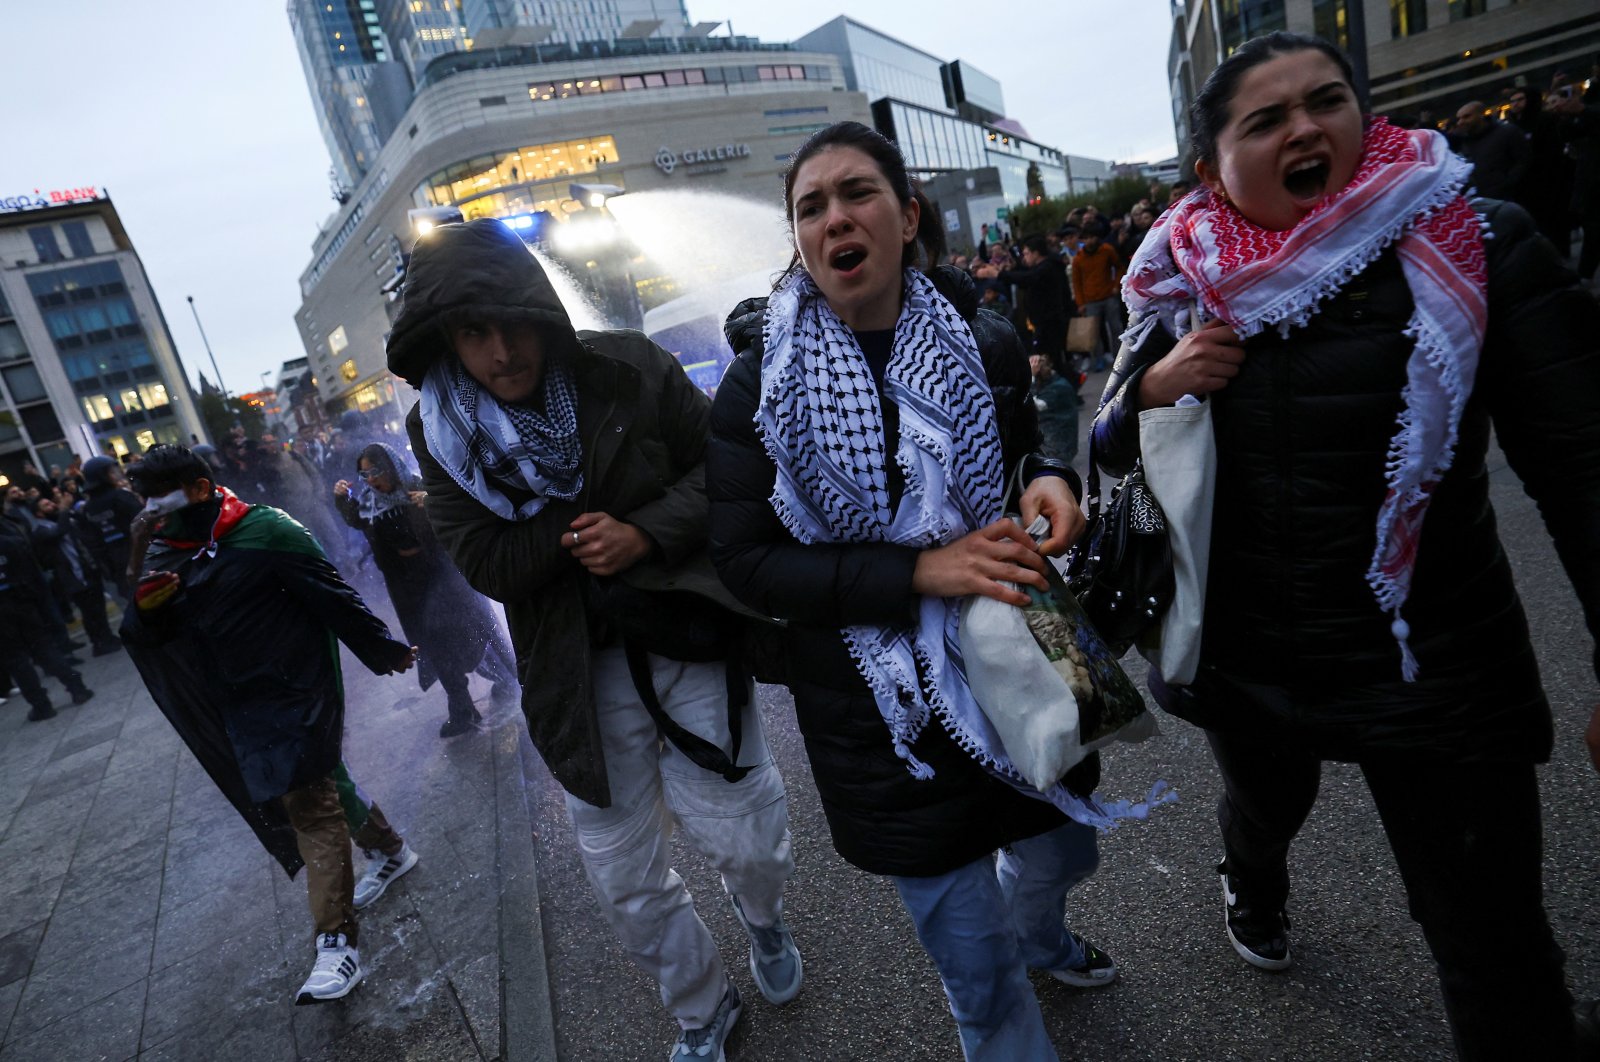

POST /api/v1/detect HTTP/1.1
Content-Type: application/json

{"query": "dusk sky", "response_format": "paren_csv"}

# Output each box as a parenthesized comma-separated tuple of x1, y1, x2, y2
(2, 1, 1176, 402)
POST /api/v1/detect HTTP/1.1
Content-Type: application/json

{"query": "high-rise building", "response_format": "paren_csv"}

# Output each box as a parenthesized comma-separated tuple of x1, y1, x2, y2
(793, 17, 1111, 219)
(380, 0, 469, 84)
(1168, 0, 1598, 153)
(288, 0, 413, 190)
(0, 191, 207, 482)
(461, 0, 691, 46)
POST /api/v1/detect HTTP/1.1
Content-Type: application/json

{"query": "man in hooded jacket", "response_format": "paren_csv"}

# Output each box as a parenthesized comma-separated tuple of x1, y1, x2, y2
(387, 218, 801, 1062)
(121, 444, 419, 1006)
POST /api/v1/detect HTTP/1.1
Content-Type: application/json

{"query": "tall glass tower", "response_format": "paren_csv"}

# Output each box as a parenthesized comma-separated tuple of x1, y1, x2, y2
(288, 0, 409, 189)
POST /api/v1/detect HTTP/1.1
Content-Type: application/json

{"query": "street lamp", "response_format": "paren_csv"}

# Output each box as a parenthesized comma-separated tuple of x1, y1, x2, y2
(186, 295, 228, 397)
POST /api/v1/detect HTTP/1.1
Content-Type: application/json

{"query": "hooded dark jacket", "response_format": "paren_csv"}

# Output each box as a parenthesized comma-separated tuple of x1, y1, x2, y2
(1091, 200, 1600, 762)
(389, 218, 744, 809)
(121, 490, 409, 874)
(707, 266, 1092, 877)
(335, 447, 499, 690)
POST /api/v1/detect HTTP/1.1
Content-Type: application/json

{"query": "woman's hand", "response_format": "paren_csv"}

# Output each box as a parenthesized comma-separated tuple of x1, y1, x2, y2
(1020, 476, 1086, 557)
(333, 479, 352, 499)
(563, 512, 653, 577)
(408, 490, 427, 509)
(1138, 316, 1245, 408)
(911, 519, 1048, 607)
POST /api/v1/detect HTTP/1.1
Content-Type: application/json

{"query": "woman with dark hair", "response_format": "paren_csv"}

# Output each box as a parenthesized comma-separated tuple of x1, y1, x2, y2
(1095, 31, 1600, 1059)
(708, 121, 1150, 1060)
(334, 442, 518, 737)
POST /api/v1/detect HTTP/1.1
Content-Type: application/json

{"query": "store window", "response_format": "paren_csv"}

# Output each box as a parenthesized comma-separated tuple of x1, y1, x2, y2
(83, 394, 114, 422)
(414, 135, 620, 211)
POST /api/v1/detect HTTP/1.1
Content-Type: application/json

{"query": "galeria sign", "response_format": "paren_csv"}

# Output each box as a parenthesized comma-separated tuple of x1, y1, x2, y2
(0, 187, 102, 213)
(654, 144, 751, 175)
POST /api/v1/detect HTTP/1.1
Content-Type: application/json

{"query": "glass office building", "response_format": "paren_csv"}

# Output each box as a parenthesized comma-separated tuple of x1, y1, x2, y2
(797, 17, 1080, 204)
(0, 194, 206, 481)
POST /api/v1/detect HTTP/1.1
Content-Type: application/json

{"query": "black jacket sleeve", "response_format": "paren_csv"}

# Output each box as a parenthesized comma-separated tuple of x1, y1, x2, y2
(618, 336, 713, 566)
(1475, 199, 1600, 679)
(269, 541, 408, 674)
(1089, 317, 1181, 479)
(707, 350, 922, 628)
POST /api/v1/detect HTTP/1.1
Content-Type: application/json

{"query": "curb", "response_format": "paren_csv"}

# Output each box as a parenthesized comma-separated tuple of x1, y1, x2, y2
(493, 717, 560, 1061)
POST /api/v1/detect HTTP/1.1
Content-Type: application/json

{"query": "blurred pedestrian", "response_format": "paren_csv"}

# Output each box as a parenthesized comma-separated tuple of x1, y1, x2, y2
(0, 506, 93, 721)
(122, 444, 418, 1006)
(1071, 220, 1124, 370)
(1450, 99, 1529, 200)
(334, 442, 518, 737)
(79, 455, 142, 602)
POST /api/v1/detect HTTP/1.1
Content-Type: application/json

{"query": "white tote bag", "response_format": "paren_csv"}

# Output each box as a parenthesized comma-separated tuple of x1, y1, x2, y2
(1135, 396, 1216, 685)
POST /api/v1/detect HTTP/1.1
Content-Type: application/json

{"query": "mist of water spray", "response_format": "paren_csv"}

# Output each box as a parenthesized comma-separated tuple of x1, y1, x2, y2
(604, 189, 792, 295)
(528, 247, 609, 331)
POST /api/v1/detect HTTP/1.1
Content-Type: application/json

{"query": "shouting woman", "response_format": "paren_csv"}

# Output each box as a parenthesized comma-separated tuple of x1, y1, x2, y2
(1094, 32, 1600, 1060)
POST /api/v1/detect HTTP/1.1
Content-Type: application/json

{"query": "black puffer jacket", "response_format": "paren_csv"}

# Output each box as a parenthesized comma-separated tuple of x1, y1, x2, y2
(708, 266, 1090, 877)
(1093, 200, 1600, 762)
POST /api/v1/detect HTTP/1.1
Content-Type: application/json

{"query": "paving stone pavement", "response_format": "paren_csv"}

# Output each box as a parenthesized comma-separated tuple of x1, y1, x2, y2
(0, 577, 514, 1062)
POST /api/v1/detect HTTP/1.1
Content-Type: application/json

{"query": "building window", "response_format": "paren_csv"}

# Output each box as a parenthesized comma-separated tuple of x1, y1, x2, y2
(1313, 0, 1349, 49)
(0, 322, 26, 362)
(61, 220, 95, 258)
(139, 382, 170, 408)
(19, 404, 64, 444)
(340, 358, 359, 381)
(83, 394, 114, 422)
(2, 364, 47, 404)
(120, 387, 144, 412)
(1219, 0, 1287, 53)
(1448, 0, 1486, 19)
(135, 429, 157, 452)
(106, 435, 129, 458)
(29, 227, 64, 264)
(1390, 0, 1426, 37)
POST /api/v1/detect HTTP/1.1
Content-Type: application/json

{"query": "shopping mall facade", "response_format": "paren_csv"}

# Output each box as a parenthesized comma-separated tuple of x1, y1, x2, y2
(295, 37, 869, 420)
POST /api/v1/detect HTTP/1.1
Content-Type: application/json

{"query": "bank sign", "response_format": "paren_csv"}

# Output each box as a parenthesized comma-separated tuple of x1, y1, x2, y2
(0, 187, 102, 213)
(654, 143, 751, 176)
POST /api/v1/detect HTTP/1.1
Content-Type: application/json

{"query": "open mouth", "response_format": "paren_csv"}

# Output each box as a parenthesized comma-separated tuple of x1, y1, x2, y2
(831, 247, 867, 273)
(1283, 158, 1330, 201)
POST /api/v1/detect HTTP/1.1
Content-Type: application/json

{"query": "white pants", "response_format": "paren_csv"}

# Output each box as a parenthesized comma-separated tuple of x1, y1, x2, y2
(565, 647, 794, 1028)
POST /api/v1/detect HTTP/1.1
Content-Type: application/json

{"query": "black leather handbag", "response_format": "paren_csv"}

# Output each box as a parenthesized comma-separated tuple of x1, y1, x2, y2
(1064, 438, 1174, 656)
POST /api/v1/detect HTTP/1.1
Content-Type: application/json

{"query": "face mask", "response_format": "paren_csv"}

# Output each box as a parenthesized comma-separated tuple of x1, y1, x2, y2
(141, 488, 189, 517)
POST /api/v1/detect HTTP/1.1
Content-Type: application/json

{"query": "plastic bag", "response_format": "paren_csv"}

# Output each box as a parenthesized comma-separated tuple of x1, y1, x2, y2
(960, 517, 1158, 791)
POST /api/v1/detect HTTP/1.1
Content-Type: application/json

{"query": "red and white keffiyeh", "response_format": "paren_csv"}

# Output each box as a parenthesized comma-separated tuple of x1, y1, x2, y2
(1123, 118, 1488, 680)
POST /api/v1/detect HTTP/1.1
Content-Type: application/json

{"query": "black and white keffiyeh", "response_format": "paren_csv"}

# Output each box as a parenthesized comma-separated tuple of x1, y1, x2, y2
(355, 442, 418, 522)
(420, 355, 583, 521)
(757, 268, 1130, 829)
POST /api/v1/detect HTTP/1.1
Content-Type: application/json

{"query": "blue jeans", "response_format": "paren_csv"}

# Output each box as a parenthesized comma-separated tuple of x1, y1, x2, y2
(893, 821, 1100, 1061)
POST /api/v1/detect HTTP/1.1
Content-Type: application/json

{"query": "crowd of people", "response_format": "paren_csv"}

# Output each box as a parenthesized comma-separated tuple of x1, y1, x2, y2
(6, 28, 1600, 1062)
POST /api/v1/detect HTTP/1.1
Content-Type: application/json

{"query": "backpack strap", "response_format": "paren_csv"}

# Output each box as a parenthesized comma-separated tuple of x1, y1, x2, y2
(622, 639, 752, 784)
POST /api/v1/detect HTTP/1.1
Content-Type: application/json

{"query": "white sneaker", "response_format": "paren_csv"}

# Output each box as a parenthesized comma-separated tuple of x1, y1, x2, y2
(295, 933, 363, 1005)
(353, 842, 418, 910)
